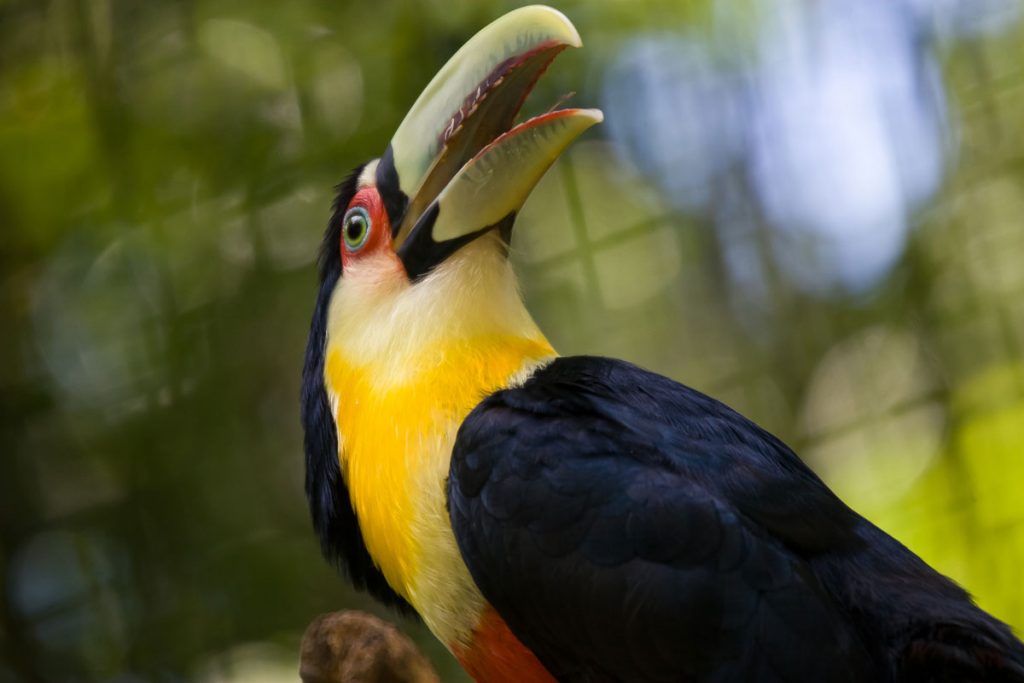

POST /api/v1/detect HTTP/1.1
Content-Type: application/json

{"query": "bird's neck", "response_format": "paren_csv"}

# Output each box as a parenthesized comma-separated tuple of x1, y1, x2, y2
(323, 237, 555, 647)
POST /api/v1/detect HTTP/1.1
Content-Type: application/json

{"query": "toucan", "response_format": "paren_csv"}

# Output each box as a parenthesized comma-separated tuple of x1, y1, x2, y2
(301, 6, 1024, 682)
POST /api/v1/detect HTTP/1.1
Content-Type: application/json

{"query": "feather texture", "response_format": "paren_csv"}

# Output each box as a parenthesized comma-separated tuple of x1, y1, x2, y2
(449, 356, 1024, 682)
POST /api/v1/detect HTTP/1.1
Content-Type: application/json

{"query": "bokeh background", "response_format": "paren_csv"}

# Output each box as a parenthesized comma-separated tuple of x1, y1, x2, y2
(2, 0, 1024, 681)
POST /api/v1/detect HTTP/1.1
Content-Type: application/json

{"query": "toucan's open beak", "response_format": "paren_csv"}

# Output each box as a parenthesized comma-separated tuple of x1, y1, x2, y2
(373, 5, 602, 280)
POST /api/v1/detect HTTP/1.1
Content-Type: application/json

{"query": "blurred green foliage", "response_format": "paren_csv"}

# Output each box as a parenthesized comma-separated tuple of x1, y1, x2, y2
(1, 1, 1023, 681)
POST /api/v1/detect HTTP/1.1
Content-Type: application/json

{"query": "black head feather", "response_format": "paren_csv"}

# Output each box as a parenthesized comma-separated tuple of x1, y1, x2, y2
(301, 164, 415, 615)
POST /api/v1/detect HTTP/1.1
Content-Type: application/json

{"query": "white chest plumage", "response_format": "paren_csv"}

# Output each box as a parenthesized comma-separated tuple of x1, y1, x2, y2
(324, 236, 555, 649)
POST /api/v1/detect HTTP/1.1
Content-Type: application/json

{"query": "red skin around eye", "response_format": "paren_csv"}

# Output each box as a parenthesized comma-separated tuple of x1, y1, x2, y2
(340, 187, 393, 268)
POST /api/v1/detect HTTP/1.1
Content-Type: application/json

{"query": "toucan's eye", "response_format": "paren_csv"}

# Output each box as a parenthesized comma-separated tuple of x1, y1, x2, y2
(342, 207, 371, 251)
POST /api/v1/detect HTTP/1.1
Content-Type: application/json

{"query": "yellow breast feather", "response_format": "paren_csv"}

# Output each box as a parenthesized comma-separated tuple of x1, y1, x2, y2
(326, 335, 554, 606)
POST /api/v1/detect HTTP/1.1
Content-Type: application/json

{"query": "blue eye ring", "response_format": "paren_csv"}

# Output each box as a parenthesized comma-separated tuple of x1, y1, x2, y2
(342, 206, 371, 251)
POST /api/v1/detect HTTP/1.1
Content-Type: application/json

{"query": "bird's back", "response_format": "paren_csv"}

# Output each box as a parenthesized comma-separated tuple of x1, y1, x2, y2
(448, 356, 1024, 682)
(811, 519, 1024, 682)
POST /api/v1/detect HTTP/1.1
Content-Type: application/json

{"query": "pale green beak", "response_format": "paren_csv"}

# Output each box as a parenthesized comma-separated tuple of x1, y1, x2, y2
(373, 5, 602, 279)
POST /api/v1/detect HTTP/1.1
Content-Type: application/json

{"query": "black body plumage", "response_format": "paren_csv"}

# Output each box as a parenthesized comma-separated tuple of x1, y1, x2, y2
(448, 356, 1024, 682)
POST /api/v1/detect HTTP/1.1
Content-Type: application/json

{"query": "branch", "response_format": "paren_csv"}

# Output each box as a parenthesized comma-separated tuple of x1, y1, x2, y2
(300, 610, 440, 683)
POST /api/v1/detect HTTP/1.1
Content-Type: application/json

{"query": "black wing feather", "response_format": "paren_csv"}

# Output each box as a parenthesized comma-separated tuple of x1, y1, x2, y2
(448, 356, 1024, 682)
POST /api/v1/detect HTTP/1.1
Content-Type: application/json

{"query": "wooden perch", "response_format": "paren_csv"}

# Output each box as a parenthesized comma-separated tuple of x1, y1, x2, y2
(300, 610, 440, 683)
